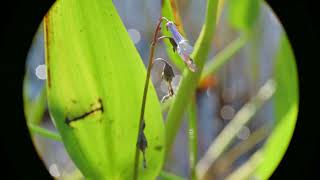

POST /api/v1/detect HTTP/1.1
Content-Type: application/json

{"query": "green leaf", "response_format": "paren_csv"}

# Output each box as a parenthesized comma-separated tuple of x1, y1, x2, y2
(227, 0, 261, 31)
(254, 33, 299, 179)
(44, 0, 164, 179)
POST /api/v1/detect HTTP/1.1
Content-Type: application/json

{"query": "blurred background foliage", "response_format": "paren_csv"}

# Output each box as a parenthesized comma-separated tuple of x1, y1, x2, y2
(23, 0, 298, 179)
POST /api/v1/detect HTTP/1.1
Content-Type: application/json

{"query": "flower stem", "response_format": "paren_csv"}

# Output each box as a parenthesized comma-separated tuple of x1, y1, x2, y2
(188, 97, 198, 180)
(133, 16, 164, 180)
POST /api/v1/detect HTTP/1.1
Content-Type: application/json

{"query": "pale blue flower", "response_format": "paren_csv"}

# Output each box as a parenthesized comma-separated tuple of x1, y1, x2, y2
(166, 21, 198, 72)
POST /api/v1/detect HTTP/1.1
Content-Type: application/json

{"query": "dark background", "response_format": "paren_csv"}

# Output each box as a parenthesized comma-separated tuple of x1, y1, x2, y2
(0, 0, 317, 179)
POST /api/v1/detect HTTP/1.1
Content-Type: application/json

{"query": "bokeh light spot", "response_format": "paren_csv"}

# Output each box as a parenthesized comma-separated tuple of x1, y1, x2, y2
(128, 28, 141, 44)
(35, 64, 47, 80)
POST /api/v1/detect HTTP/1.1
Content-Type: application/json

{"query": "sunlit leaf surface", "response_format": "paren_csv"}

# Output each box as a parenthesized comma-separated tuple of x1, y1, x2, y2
(45, 0, 164, 179)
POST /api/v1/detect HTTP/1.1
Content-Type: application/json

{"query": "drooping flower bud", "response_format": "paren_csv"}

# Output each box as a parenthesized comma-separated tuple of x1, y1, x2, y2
(166, 21, 198, 72)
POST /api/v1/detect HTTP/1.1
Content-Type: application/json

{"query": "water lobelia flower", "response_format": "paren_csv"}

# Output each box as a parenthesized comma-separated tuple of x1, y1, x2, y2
(165, 20, 198, 72)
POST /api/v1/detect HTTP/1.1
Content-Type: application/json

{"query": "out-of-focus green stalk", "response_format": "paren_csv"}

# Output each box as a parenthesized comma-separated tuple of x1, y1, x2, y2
(159, 171, 185, 180)
(216, 0, 225, 25)
(196, 79, 276, 179)
(23, 73, 47, 125)
(165, 0, 219, 159)
(28, 123, 62, 141)
(188, 98, 198, 180)
(200, 34, 248, 80)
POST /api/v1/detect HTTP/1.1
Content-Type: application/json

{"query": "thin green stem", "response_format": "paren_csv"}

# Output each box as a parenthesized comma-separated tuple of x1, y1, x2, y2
(133, 16, 164, 180)
(165, 0, 219, 159)
(28, 123, 62, 141)
(23, 76, 47, 125)
(188, 98, 198, 180)
(200, 34, 248, 80)
(196, 79, 276, 179)
(159, 171, 185, 180)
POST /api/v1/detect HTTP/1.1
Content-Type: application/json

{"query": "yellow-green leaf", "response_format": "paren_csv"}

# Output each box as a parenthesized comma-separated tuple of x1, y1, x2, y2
(44, 0, 164, 179)
(227, 0, 261, 31)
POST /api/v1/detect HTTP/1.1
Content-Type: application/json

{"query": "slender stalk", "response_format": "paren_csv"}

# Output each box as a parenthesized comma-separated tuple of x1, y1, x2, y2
(133, 17, 164, 180)
(200, 34, 248, 80)
(23, 76, 47, 125)
(216, 0, 225, 25)
(28, 123, 62, 141)
(188, 97, 198, 180)
(196, 79, 276, 179)
(159, 171, 185, 180)
(165, 0, 219, 159)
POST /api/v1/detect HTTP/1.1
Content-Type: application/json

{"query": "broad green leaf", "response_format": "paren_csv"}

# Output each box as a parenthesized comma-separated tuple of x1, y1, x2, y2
(227, 0, 261, 31)
(254, 33, 299, 179)
(44, 0, 164, 179)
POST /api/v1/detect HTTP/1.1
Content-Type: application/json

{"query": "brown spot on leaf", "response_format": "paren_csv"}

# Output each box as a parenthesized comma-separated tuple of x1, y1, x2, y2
(65, 98, 104, 125)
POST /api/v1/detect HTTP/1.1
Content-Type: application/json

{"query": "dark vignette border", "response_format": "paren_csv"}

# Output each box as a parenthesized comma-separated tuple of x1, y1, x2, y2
(0, 0, 317, 179)
(1, 0, 55, 179)
(266, 0, 319, 179)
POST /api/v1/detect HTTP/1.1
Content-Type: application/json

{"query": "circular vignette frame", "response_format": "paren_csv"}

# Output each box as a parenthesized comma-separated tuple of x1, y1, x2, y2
(1, 0, 314, 179)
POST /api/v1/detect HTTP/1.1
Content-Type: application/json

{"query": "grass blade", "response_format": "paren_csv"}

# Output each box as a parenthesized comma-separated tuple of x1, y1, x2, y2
(28, 123, 62, 142)
(159, 171, 185, 180)
(196, 79, 276, 179)
(200, 34, 248, 80)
